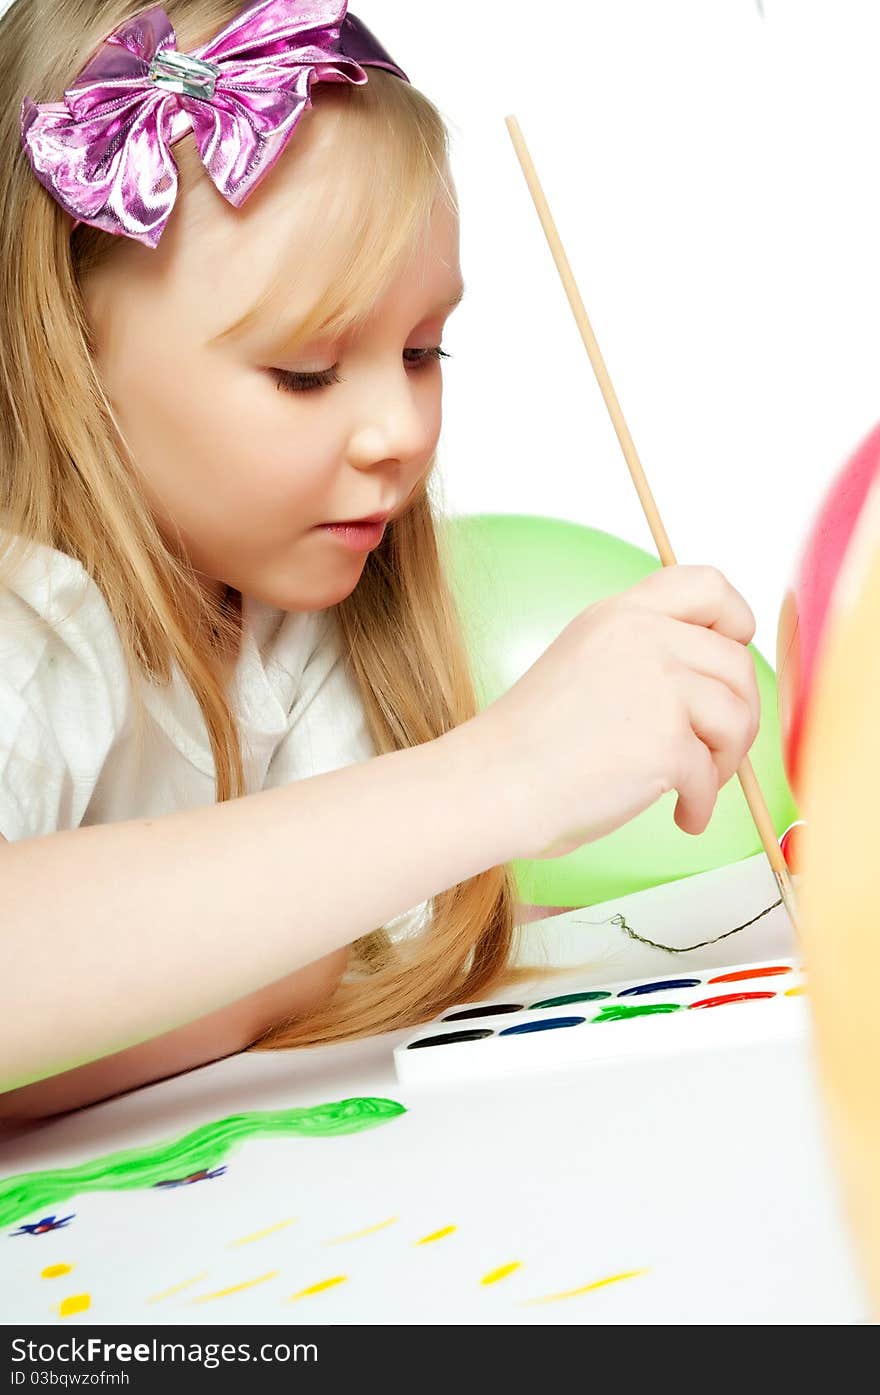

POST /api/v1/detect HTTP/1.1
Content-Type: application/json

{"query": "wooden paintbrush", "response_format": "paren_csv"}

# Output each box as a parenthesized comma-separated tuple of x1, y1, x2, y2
(504, 114, 800, 933)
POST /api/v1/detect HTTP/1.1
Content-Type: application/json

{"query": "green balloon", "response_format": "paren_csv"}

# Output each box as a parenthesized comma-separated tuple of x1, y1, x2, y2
(441, 513, 800, 907)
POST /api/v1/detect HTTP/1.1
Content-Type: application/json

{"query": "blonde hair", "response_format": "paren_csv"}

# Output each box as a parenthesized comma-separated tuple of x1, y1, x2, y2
(0, 0, 529, 1049)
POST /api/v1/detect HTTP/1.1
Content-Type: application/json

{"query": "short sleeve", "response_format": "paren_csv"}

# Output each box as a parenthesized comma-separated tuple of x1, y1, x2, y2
(0, 543, 132, 841)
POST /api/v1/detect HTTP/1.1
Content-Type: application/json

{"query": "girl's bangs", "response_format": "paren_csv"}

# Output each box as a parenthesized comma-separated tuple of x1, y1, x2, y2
(216, 75, 454, 357)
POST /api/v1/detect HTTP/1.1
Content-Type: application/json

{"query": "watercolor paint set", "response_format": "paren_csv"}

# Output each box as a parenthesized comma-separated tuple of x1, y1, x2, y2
(393, 957, 808, 1085)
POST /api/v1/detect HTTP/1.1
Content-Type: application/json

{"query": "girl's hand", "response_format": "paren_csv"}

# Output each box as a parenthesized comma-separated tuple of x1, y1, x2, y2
(466, 565, 760, 861)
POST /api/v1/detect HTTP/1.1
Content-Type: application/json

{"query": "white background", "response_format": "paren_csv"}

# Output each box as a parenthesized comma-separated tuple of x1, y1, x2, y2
(360, 0, 880, 660)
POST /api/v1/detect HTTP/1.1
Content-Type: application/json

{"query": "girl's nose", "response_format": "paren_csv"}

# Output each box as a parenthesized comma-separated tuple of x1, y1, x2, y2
(345, 367, 436, 472)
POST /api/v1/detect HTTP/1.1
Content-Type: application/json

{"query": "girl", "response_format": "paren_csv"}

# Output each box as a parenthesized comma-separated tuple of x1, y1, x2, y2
(0, 0, 760, 1119)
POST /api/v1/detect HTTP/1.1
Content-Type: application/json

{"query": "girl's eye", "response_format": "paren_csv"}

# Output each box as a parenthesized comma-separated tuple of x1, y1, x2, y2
(270, 346, 451, 394)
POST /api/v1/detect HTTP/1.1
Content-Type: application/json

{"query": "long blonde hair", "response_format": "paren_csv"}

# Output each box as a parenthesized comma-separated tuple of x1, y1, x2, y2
(0, 0, 527, 1048)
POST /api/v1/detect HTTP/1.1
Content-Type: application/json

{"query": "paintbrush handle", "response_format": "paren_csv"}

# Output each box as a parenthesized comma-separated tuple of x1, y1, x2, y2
(504, 116, 675, 564)
(740, 758, 800, 930)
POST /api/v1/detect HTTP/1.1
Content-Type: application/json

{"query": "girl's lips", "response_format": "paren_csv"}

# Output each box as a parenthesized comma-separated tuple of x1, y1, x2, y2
(316, 520, 387, 551)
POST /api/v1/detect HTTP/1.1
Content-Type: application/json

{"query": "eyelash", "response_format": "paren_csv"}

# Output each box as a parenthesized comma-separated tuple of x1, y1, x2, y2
(271, 346, 451, 394)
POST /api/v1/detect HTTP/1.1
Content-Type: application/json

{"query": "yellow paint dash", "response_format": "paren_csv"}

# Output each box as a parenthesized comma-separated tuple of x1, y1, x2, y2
(228, 1218, 297, 1248)
(785, 985, 807, 997)
(415, 1225, 456, 1246)
(481, 1261, 522, 1286)
(288, 1275, 347, 1301)
(328, 1216, 397, 1245)
(523, 1267, 649, 1305)
(58, 1293, 91, 1319)
(41, 1263, 72, 1280)
(147, 1271, 209, 1304)
(190, 1270, 279, 1303)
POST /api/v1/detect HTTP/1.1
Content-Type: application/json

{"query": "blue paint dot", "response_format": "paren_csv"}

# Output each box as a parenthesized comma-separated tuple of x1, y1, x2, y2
(499, 1016, 585, 1036)
(618, 978, 701, 997)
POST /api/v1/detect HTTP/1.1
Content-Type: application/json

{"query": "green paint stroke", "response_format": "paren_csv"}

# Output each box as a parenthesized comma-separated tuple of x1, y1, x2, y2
(0, 1097, 405, 1230)
(591, 1003, 683, 1024)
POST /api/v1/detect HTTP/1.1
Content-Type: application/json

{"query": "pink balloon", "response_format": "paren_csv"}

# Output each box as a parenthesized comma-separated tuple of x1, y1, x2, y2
(778, 421, 880, 792)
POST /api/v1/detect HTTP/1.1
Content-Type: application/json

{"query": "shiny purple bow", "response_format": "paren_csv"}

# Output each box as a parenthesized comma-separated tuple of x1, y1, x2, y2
(20, 0, 409, 248)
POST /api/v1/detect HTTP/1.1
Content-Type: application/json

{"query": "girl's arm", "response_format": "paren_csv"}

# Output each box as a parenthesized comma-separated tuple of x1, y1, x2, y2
(1, 906, 567, 1117)
(0, 720, 518, 1096)
(0, 944, 352, 1118)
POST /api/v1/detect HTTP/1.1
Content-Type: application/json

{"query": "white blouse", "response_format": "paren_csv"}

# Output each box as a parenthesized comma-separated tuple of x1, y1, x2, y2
(0, 538, 428, 937)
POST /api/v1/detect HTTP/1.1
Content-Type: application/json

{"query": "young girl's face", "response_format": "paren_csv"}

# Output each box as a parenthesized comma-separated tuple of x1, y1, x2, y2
(81, 101, 464, 612)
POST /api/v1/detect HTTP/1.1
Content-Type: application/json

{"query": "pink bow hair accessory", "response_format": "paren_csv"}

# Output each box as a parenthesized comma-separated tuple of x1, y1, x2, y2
(20, 0, 409, 248)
